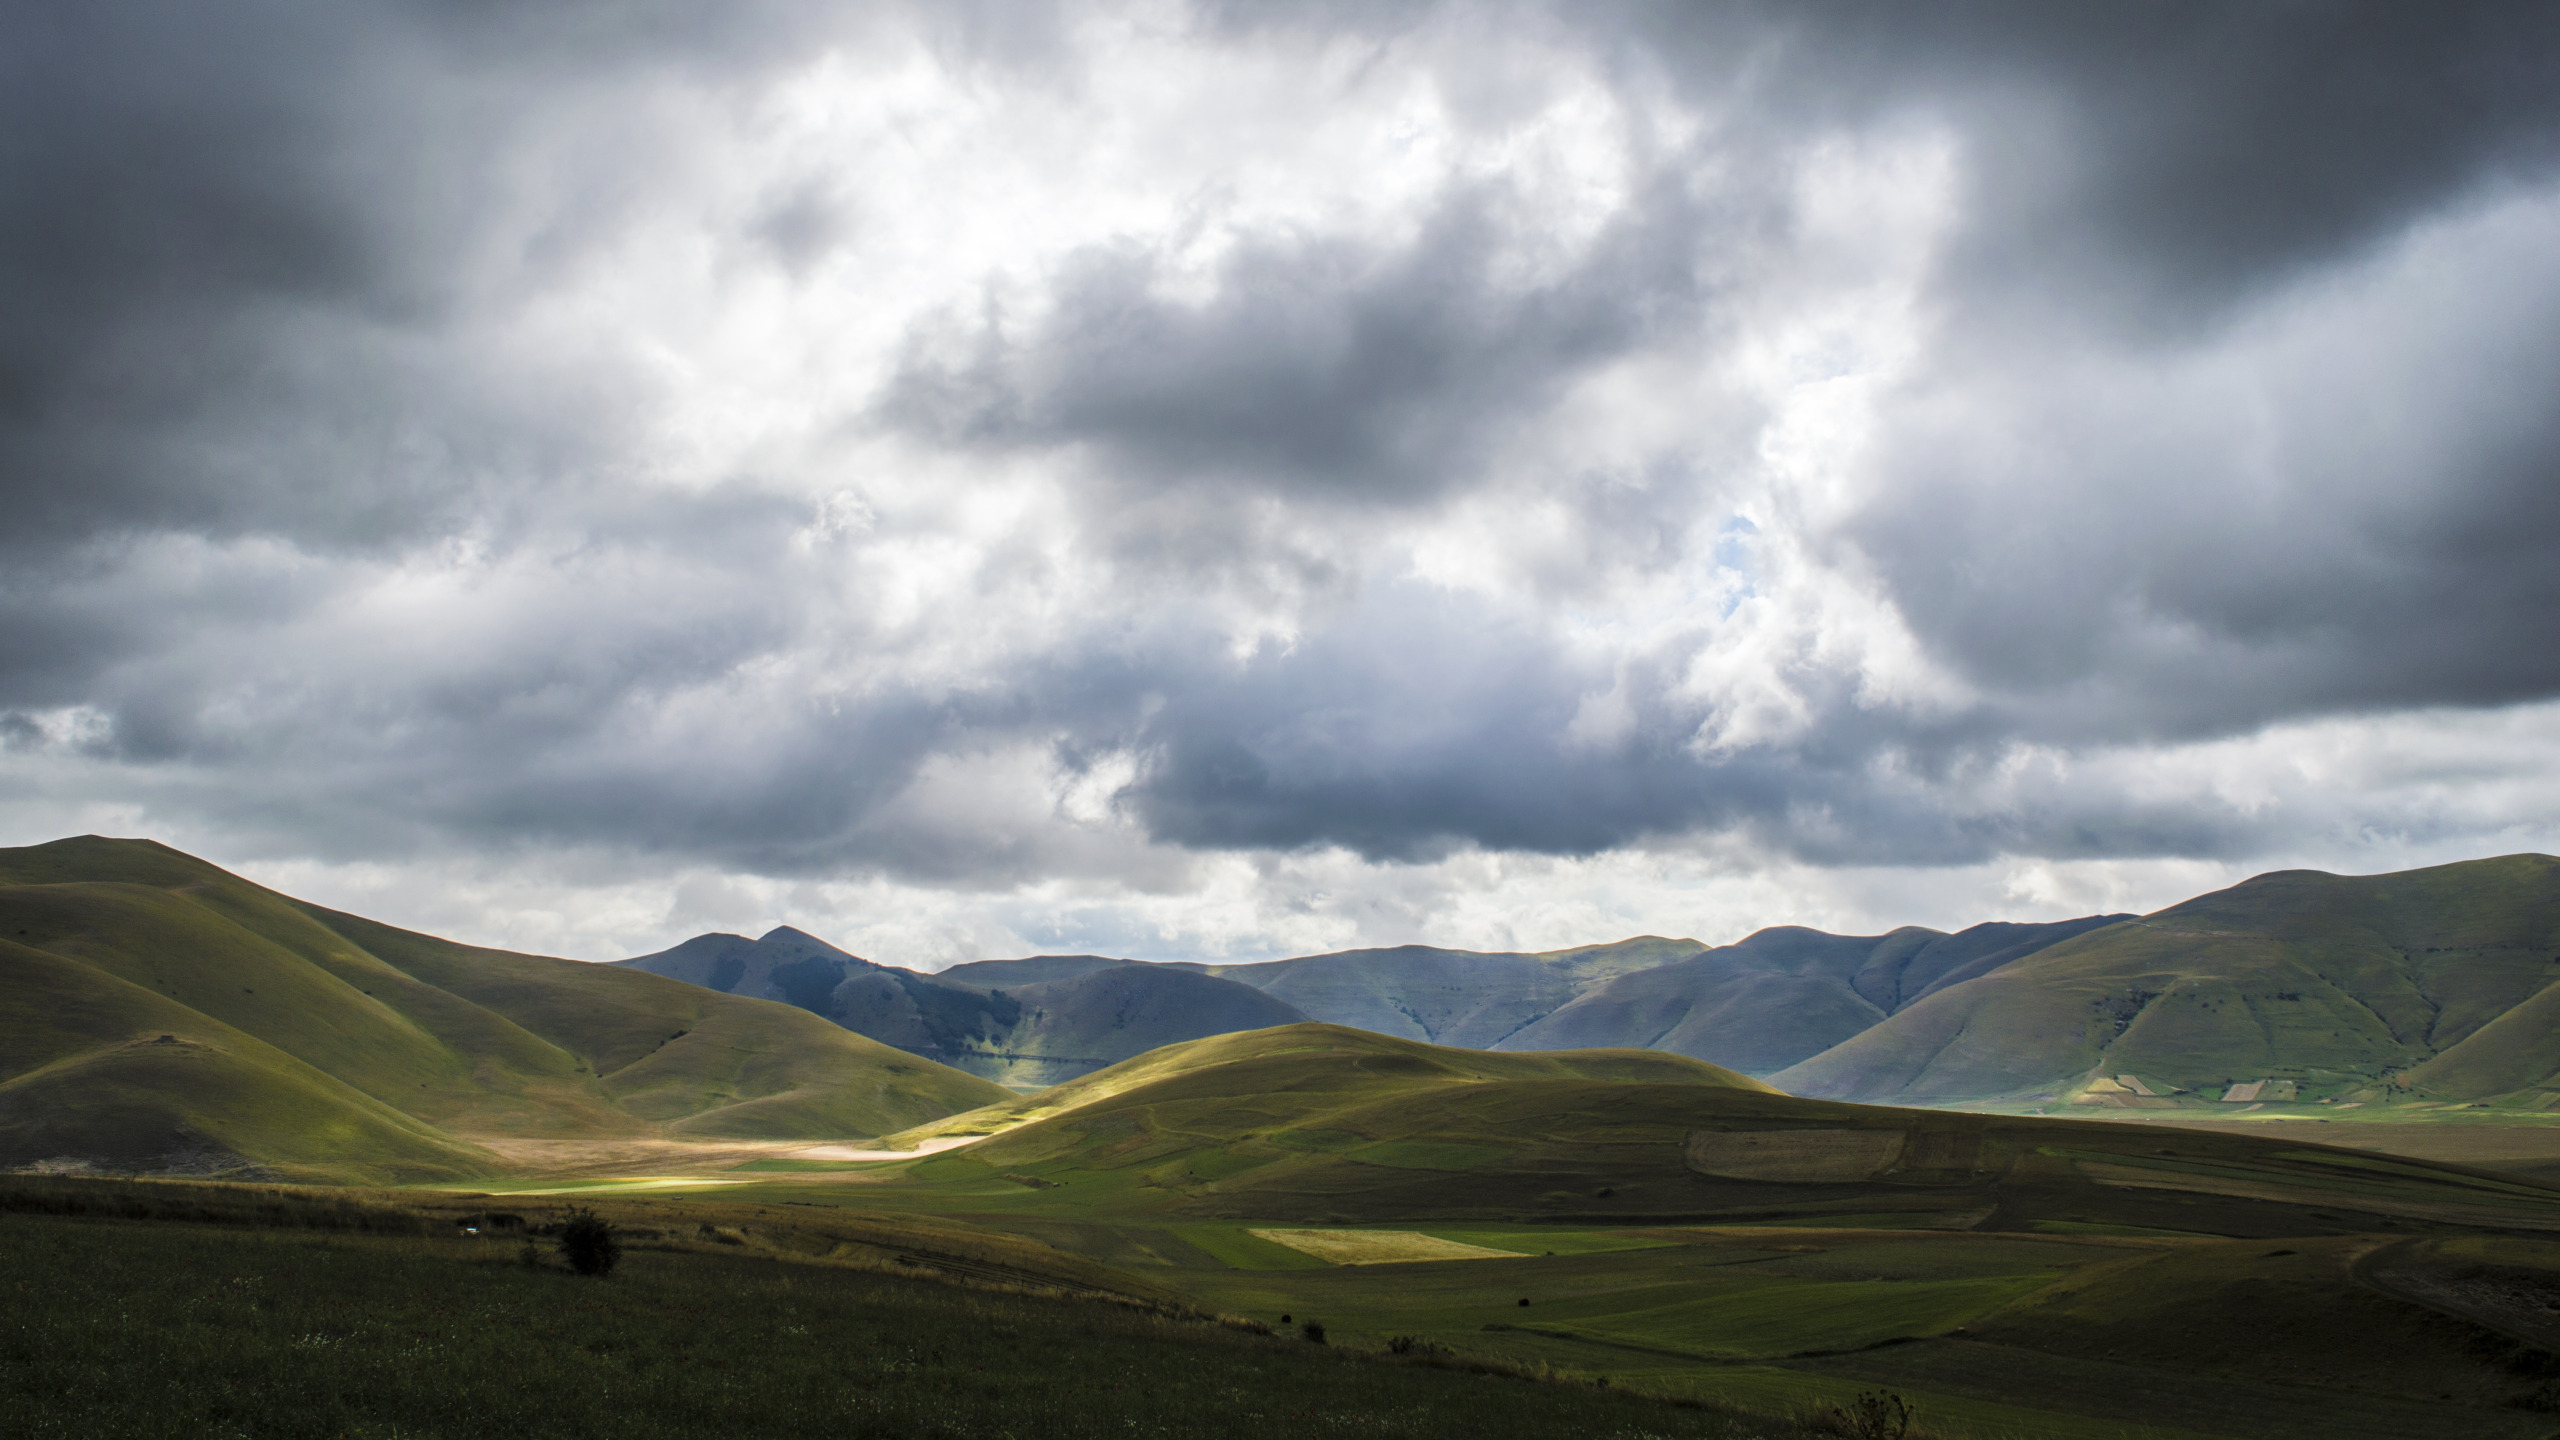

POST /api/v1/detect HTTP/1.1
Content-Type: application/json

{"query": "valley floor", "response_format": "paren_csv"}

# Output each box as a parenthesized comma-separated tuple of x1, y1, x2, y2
(2092, 1113, 2560, 1186)
(14, 1126, 2560, 1440)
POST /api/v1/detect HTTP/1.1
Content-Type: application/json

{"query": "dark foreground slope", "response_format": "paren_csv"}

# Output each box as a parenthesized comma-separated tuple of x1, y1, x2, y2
(1774, 854, 2560, 1107)
(0, 837, 1009, 1181)
(0, 1177, 1826, 1440)
(618, 931, 1309, 1086)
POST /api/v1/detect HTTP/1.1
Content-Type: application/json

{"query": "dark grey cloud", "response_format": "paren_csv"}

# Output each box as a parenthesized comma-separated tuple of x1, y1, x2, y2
(1601, 0, 2560, 328)
(1106, 583, 2309, 869)
(880, 164, 1754, 507)
(1844, 187, 2560, 746)
(0, 0, 909, 557)
(2, 0, 2557, 895)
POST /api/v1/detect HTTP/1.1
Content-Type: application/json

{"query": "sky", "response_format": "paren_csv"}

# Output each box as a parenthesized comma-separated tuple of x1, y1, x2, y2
(4, 1, 2559, 967)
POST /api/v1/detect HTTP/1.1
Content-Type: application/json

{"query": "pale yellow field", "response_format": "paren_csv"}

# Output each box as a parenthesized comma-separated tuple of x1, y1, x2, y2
(1247, 1229, 1527, 1264)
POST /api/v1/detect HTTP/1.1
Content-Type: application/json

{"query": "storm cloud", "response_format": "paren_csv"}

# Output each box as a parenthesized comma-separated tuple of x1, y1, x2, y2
(2, 0, 2557, 960)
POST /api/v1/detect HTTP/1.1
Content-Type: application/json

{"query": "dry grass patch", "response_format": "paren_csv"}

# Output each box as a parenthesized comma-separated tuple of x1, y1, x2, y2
(1247, 1228, 1527, 1264)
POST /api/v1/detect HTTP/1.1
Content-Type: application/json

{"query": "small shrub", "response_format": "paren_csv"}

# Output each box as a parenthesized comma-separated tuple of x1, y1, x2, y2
(556, 1207, 621, 1277)
(1826, 1390, 1912, 1440)
(1299, 1320, 1326, 1345)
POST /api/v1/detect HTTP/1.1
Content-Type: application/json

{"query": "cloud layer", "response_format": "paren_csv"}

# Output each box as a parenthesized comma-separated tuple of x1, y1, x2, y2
(3, 1, 2557, 960)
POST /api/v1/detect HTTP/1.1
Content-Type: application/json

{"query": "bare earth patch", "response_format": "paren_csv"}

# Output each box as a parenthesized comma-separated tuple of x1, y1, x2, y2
(1247, 1229, 1526, 1264)
(791, 1136, 986, 1162)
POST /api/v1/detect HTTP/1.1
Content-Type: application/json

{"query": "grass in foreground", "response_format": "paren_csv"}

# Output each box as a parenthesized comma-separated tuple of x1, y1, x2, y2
(2, 1208, 1841, 1440)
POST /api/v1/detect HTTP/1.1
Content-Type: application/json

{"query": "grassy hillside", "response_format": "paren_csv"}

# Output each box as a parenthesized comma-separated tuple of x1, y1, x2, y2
(0, 937, 493, 1185)
(886, 1022, 1773, 1148)
(0, 837, 1010, 1178)
(1499, 919, 2123, 1074)
(1773, 854, 2560, 1107)
(856, 1023, 2560, 1244)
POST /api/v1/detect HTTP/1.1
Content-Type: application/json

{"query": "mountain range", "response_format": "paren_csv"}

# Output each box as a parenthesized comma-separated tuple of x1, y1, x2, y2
(627, 855, 2560, 1109)
(620, 916, 2133, 1089)
(614, 929, 1308, 1087)
(13, 834, 2560, 1191)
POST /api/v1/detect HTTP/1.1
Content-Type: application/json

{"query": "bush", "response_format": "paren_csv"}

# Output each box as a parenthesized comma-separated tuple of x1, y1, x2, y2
(557, 1207, 621, 1277)
(1299, 1320, 1326, 1345)
(1825, 1390, 1911, 1440)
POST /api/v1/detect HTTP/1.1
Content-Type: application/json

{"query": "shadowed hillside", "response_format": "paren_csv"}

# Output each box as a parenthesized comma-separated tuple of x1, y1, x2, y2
(616, 927, 1030, 1065)
(0, 837, 1010, 1182)
(619, 932, 1309, 1086)
(931, 926, 2118, 1076)
(1194, 937, 1708, 1048)
(1497, 918, 2128, 1074)
(1774, 855, 2560, 1107)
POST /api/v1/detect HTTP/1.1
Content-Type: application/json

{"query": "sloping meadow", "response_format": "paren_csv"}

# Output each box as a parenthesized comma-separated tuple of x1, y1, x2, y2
(0, 837, 1011, 1182)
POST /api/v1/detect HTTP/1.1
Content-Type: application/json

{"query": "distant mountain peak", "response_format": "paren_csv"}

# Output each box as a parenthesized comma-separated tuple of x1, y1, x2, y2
(755, 925, 863, 959)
